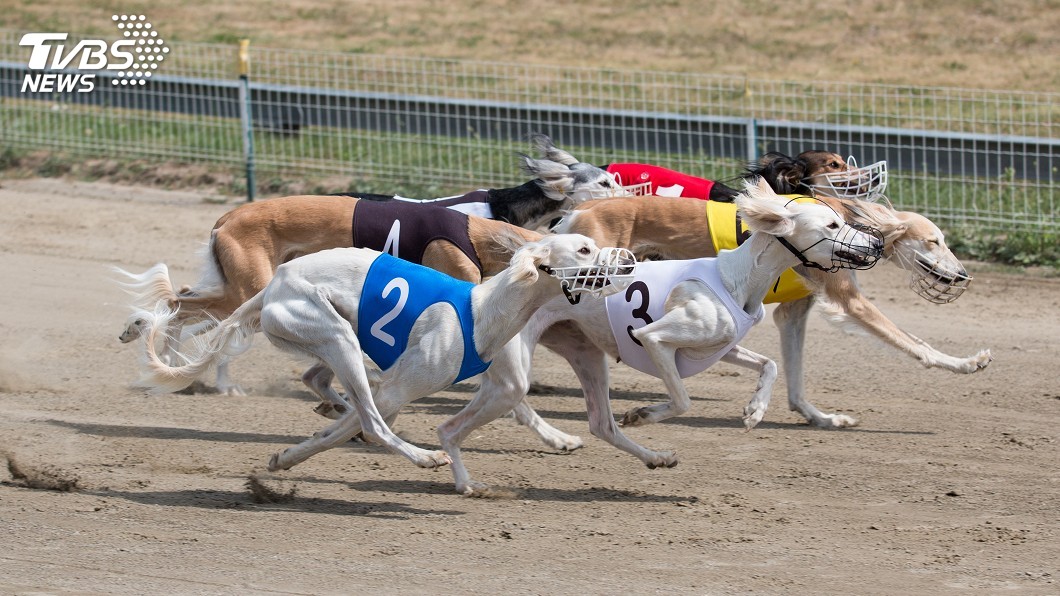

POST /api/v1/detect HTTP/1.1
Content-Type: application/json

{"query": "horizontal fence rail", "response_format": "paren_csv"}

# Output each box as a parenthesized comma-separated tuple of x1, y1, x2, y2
(1, 30, 1057, 234)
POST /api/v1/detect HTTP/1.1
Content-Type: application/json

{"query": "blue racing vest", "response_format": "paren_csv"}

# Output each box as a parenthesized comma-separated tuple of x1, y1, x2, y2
(356, 253, 490, 383)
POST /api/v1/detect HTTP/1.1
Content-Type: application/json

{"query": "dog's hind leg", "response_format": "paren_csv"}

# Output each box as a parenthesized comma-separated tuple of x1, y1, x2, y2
(301, 363, 352, 420)
(213, 357, 247, 396)
(773, 297, 858, 428)
(718, 345, 779, 430)
(265, 293, 450, 471)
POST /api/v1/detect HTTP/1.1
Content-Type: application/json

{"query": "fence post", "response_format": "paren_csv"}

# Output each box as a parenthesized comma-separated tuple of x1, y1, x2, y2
(238, 39, 255, 202)
(746, 118, 758, 164)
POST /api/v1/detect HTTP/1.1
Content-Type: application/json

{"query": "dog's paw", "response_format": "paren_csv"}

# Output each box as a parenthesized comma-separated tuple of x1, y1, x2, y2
(313, 402, 347, 420)
(645, 450, 678, 469)
(543, 433, 584, 452)
(415, 450, 452, 469)
(458, 480, 494, 497)
(812, 413, 859, 429)
(219, 384, 247, 397)
(972, 349, 993, 371)
(620, 407, 652, 427)
(266, 452, 292, 472)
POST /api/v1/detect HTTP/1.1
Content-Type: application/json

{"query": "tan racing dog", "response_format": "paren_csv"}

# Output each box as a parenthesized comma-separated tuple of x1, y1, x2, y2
(531, 193, 991, 429)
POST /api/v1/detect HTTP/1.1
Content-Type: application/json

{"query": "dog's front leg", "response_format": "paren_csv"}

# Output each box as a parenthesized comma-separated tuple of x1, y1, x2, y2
(774, 297, 857, 428)
(822, 279, 992, 373)
(718, 345, 778, 430)
(438, 338, 534, 496)
(620, 309, 703, 427)
(577, 347, 678, 469)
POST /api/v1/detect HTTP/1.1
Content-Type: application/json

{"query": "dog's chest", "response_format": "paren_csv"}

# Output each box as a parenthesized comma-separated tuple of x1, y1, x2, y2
(604, 258, 763, 379)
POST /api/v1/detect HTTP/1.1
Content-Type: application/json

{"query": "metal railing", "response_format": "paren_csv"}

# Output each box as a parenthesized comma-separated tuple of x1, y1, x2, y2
(1, 29, 1057, 234)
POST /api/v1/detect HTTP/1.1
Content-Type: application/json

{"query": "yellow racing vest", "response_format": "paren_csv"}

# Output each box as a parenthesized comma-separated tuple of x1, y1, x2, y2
(706, 195, 817, 304)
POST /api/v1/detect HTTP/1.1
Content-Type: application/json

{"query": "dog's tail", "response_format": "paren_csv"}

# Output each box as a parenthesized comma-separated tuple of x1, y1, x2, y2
(114, 230, 229, 324)
(113, 262, 179, 311)
(133, 289, 265, 393)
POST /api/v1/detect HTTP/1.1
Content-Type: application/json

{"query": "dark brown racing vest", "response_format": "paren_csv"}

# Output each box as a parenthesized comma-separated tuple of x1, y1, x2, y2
(352, 200, 483, 272)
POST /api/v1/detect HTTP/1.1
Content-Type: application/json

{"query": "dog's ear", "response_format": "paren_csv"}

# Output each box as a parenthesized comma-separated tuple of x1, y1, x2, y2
(751, 152, 802, 194)
(529, 133, 580, 166)
(797, 150, 846, 175)
(521, 154, 578, 201)
(736, 178, 796, 237)
(841, 198, 907, 247)
(508, 241, 552, 284)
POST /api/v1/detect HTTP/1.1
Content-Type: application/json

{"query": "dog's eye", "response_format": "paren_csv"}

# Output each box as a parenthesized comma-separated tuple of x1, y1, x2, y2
(578, 246, 592, 255)
(827, 222, 840, 230)
(601, 179, 613, 188)
(830, 161, 841, 169)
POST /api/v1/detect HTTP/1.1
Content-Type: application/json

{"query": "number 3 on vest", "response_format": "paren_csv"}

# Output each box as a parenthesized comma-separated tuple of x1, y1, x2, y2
(624, 281, 653, 346)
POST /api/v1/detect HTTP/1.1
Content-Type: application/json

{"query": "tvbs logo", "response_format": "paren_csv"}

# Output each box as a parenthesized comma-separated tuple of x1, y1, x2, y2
(20, 14, 169, 93)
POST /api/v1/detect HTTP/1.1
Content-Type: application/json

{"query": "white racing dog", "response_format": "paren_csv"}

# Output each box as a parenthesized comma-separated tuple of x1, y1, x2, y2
(132, 234, 635, 477)
(536, 191, 988, 429)
(427, 179, 885, 491)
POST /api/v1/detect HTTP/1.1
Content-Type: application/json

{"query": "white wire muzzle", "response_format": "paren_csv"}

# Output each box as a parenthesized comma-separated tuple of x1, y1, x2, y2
(539, 247, 637, 304)
(893, 247, 972, 304)
(804, 156, 889, 202)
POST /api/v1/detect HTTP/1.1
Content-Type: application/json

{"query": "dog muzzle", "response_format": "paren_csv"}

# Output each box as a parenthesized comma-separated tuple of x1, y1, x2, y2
(776, 222, 885, 273)
(893, 248, 972, 304)
(540, 247, 637, 305)
(581, 172, 653, 200)
(804, 156, 888, 203)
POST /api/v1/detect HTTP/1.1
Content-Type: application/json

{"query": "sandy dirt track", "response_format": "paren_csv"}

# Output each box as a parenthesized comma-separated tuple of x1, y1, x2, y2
(0, 178, 1057, 595)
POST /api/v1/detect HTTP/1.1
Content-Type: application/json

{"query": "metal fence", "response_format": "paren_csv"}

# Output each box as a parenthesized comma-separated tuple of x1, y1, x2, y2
(2, 29, 1057, 234)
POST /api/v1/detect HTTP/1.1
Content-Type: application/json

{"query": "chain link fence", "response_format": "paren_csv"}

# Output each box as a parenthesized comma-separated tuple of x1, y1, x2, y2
(2, 29, 1057, 234)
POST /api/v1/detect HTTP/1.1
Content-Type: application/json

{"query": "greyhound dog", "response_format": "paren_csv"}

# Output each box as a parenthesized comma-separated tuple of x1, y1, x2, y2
(131, 234, 635, 479)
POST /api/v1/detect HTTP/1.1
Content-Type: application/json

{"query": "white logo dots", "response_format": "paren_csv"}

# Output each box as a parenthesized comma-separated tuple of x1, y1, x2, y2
(111, 15, 167, 86)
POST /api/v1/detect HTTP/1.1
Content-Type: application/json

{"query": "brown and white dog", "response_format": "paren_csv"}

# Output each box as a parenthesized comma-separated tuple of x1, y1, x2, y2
(533, 192, 992, 428)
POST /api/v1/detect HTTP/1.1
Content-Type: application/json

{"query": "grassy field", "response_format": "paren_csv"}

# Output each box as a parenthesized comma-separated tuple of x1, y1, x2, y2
(4, 0, 1059, 93)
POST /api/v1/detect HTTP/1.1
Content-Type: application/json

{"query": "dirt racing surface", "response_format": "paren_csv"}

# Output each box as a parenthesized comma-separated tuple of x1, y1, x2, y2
(0, 178, 1057, 595)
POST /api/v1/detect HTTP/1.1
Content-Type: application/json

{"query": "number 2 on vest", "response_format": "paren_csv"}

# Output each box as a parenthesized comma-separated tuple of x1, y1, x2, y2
(370, 277, 409, 347)
(624, 281, 653, 346)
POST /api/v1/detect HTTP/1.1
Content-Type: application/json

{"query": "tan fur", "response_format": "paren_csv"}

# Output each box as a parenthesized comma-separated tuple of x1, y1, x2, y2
(556, 196, 713, 260)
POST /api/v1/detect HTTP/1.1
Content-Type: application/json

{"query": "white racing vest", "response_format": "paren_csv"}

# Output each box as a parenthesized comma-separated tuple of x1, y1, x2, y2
(605, 258, 764, 379)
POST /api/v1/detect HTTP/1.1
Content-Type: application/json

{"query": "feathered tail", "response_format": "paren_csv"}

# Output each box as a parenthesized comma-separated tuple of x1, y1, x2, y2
(134, 290, 265, 393)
